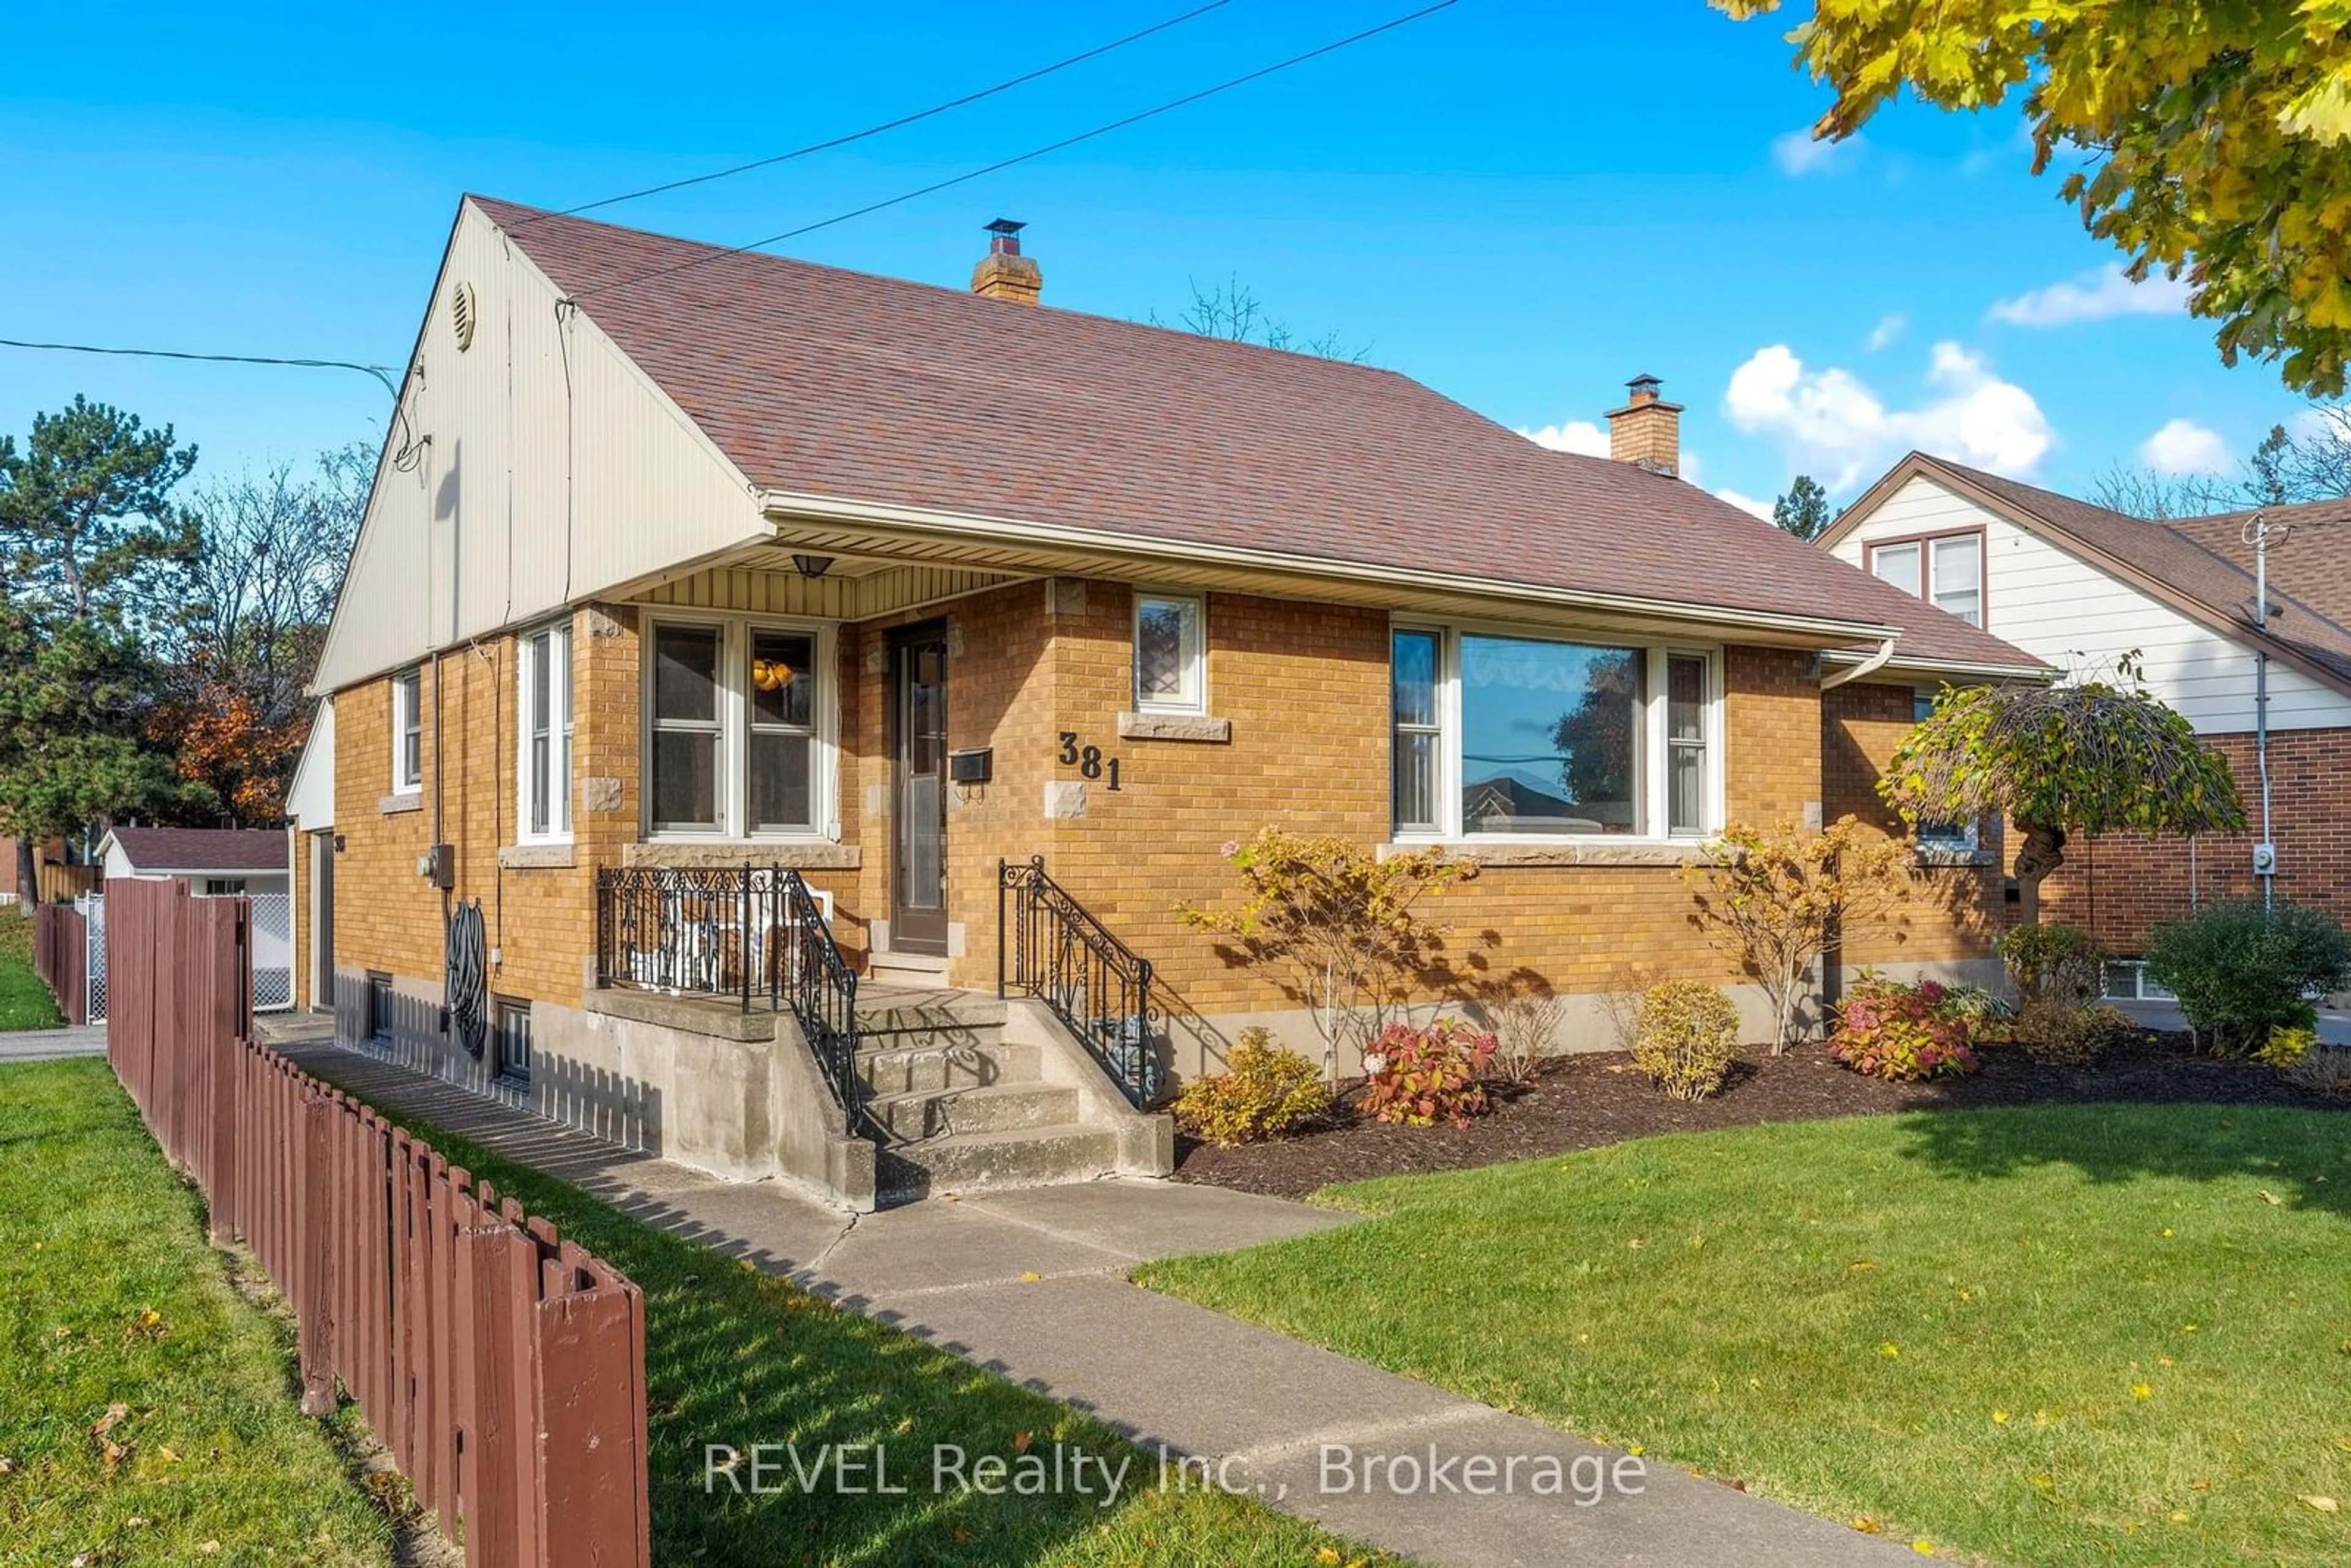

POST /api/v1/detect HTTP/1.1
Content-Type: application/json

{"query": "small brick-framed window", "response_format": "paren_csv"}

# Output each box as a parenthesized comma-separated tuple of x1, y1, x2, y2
(1911, 691, 1981, 851)
(517, 618, 574, 841)
(391, 667, 424, 793)
(1133, 592, 1205, 713)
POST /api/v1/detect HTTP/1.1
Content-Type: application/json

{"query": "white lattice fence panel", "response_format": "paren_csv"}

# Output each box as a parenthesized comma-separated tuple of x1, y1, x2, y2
(249, 891, 293, 1012)
(79, 893, 106, 1024)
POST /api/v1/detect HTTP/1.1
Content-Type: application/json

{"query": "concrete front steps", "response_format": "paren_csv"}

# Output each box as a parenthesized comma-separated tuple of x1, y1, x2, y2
(852, 985, 1163, 1204)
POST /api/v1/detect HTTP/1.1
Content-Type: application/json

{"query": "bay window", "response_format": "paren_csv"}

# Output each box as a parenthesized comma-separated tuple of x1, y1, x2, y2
(1390, 626, 1718, 841)
(518, 618, 573, 840)
(645, 615, 833, 839)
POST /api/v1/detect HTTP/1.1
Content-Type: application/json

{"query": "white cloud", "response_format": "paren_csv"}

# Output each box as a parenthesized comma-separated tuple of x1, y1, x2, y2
(1987, 264, 2191, 327)
(1723, 339, 2055, 489)
(1771, 128, 1863, 176)
(2139, 418, 2232, 476)
(1865, 314, 1905, 352)
(1517, 418, 1610, 457)
(1714, 488, 1775, 521)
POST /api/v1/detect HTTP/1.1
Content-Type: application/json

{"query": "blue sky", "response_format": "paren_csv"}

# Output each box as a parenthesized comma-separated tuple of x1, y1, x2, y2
(0, 1, 2311, 516)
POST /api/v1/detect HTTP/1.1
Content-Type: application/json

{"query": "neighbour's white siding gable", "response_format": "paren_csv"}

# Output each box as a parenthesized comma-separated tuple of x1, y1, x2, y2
(311, 201, 769, 694)
(1832, 474, 2351, 733)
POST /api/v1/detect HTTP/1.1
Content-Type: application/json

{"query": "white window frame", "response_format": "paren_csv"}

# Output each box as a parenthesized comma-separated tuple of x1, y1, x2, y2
(1910, 690, 1981, 852)
(1389, 619, 1724, 845)
(1131, 590, 1207, 714)
(390, 667, 423, 794)
(517, 617, 574, 843)
(1868, 533, 1985, 628)
(640, 610, 838, 842)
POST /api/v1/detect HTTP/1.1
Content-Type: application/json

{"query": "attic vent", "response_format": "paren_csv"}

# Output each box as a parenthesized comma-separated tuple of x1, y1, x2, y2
(451, 282, 479, 351)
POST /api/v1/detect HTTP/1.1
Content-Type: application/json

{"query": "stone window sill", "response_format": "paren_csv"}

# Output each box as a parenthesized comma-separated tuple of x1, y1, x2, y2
(1118, 711, 1232, 743)
(497, 842, 576, 870)
(379, 792, 423, 816)
(1916, 846, 1998, 868)
(1378, 840, 1720, 868)
(623, 839, 861, 871)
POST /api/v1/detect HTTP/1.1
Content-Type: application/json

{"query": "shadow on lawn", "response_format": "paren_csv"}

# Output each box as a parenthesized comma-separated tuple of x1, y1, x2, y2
(1890, 1100, 2351, 1221)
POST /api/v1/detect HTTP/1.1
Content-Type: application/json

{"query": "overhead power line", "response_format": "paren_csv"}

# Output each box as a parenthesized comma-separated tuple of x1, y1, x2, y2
(0, 336, 401, 399)
(518, 0, 1239, 226)
(568, 0, 1466, 303)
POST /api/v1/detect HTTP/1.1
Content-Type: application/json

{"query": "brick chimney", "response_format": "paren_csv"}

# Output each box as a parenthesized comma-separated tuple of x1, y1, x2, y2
(970, 217, 1043, 305)
(1606, 373, 1682, 477)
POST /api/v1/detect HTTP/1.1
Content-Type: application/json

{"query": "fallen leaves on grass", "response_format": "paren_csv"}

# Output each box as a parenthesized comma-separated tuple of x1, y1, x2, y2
(2301, 1495, 2339, 1514)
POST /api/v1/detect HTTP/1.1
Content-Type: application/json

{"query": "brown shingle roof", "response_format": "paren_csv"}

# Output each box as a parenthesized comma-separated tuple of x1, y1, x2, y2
(107, 827, 287, 875)
(2167, 498, 2351, 631)
(1911, 456, 2351, 689)
(473, 197, 2035, 672)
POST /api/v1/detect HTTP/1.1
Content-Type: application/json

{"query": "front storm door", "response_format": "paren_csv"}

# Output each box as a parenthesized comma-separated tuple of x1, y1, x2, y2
(891, 625, 951, 956)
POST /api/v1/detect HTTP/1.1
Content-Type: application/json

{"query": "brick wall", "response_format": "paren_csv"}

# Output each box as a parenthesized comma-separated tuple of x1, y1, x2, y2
(2038, 727, 2351, 953)
(1823, 681, 2006, 965)
(328, 575, 2005, 1064)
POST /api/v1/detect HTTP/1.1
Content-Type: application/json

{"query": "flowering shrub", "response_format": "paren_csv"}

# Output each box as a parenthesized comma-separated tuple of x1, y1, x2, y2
(1630, 981, 1741, 1100)
(1359, 1019, 1496, 1128)
(1172, 1028, 1332, 1147)
(1829, 977, 1980, 1081)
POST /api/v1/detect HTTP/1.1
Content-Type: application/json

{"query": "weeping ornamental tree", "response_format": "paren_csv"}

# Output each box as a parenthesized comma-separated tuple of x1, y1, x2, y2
(1884, 673, 2246, 926)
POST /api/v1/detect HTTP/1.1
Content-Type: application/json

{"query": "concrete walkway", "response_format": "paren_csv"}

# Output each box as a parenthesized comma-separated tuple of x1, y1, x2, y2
(285, 1041, 1909, 1567)
(0, 1023, 107, 1062)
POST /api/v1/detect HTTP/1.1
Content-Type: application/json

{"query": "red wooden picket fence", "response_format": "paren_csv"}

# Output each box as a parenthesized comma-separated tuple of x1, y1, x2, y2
(104, 877, 651, 1568)
(32, 899, 88, 1024)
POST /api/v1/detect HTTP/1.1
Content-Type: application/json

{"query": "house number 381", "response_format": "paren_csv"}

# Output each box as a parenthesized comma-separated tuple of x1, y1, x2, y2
(1057, 732, 1123, 790)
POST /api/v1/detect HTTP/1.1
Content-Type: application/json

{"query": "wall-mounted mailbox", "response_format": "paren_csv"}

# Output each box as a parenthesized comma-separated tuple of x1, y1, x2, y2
(949, 748, 994, 785)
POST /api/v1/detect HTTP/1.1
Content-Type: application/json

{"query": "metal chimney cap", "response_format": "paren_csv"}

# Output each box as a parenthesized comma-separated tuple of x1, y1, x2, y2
(984, 217, 1027, 236)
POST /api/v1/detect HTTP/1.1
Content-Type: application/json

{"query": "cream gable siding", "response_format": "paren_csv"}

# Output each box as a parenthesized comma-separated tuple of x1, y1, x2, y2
(1833, 475, 2351, 733)
(311, 200, 768, 694)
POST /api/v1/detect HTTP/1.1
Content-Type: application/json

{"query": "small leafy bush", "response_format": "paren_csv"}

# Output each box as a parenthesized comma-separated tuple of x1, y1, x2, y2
(2008, 1000, 2136, 1066)
(2144, 898, 2351, 1056)
(1630, 981, 1741, 1101)
(1996, 921, 2109, 1008)
(2257, 1024, 2319, 1069)
(1830, 977, 1981, 1081)
(2287, 1048, 2351, 1101)
(1933, 983, 2017, 1024)
(1360, 1019, 1496, 1127)
(1172, 1028, 1331, 1147)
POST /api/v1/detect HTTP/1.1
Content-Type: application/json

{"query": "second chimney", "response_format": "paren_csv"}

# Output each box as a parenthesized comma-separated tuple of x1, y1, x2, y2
(971, 217, 1043, 306)
(1606, 373, 1682, 477)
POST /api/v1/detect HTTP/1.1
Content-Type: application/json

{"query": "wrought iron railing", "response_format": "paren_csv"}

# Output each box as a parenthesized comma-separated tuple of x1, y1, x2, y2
(593, 864, 860, 1131)
(997, 856, 1159, 1105)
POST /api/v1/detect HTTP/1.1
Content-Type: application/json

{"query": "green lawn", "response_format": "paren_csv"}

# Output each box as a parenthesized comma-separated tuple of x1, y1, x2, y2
(0, 1057, 392, 1564)
(0, 910, 66, 1030)
(342, 1095, 1392, 1567)
(1139, 1105, 2351, 1567)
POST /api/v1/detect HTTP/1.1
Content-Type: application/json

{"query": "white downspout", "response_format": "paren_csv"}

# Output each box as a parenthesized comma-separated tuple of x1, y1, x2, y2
(1820, 637, 1899, 691)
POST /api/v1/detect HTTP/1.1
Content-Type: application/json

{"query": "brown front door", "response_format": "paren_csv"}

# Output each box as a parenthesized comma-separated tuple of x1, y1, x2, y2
(890, 625, 951, 956)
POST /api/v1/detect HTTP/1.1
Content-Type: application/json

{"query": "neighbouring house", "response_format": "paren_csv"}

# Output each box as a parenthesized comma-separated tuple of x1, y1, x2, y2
(302, 196, 2041, 1207)
(97, 826, 296, 1012)
(1822, 454, 2351, 993)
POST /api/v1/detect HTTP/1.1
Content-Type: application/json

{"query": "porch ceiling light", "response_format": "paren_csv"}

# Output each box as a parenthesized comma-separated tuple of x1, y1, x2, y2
(791, 553, 836, 579)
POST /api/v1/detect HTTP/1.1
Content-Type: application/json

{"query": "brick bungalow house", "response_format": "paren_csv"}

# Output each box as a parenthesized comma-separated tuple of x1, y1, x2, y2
(1822, 454, 2351, 992)
(305, 197, 2039, 1206)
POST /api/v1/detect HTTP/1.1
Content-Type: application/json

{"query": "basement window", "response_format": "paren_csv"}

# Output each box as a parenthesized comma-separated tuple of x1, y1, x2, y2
(491, 996, 533, 1088)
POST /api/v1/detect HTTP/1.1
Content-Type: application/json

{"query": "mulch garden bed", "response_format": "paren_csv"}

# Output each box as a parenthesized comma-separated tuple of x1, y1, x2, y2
(1172, 1034, 2347, 1201)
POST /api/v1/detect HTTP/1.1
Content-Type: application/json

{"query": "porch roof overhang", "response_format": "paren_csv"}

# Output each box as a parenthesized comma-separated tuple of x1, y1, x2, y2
(752, 488, 1927, 656)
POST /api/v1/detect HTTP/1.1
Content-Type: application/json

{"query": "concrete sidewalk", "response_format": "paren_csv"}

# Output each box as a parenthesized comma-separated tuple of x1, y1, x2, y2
(286, 1041, 1908, 1567)
(0, 1023, 107, 1062)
